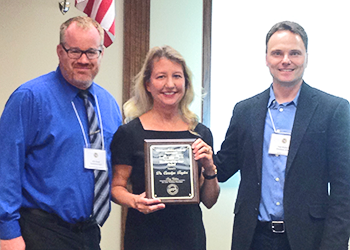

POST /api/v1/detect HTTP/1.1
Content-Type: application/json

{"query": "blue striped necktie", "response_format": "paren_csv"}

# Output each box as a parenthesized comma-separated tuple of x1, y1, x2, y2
(79, 90, 110, 226)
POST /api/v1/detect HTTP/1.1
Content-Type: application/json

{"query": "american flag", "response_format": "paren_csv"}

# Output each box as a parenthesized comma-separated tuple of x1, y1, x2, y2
(75, 0, 116, 48)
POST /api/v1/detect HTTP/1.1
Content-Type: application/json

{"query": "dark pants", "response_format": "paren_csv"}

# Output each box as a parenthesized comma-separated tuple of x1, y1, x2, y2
(249, 221, 291, 250)
(19, 208, 101, 250)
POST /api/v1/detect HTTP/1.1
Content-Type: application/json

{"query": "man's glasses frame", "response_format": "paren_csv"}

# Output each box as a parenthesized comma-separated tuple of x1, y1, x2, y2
(60, 43, 102, 60)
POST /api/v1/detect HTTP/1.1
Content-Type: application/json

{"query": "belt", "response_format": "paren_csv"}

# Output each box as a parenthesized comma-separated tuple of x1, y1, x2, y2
(256, 220, 285, 233)
(20, 208, 97, 233)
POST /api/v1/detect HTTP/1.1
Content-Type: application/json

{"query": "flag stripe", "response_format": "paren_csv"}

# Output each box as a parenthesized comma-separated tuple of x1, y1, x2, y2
(75, 0, 115, 48)
(75, 0, 88, 11)
(89, 0, 101, 19)
(104, 33, 113, 48)
(83, 0, 95, 17)
(95, 0, 113, 23)
(99, 0, 115, 35)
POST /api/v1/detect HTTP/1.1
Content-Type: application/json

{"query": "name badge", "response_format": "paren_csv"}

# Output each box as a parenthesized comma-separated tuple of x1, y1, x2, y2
(84, 148, 107, 171)
(268, 133, 291, 156)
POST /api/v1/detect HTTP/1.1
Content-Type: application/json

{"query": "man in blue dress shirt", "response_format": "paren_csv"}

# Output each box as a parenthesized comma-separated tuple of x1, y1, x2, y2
(215, 21, 350, 250)
(0, 16, 122, 250)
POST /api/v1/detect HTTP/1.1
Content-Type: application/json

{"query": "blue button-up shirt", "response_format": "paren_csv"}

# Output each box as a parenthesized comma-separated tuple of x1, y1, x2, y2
(258, 86, 299, 221)
(0, 68, 122, 239)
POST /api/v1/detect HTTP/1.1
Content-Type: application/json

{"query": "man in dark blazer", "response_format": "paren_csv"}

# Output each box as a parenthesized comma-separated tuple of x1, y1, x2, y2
(215, 21, 350, 250)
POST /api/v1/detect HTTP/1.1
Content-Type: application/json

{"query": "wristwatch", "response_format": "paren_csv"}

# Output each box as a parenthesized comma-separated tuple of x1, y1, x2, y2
(203, 167, 217, 180)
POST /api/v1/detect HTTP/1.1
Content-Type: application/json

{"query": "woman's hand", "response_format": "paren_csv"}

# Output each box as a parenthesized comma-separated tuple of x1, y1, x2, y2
(132, 192, 165, 214)
(192, 138, 216, 175)
(111, 164, 165, 214)
(192, 139, 220, 209)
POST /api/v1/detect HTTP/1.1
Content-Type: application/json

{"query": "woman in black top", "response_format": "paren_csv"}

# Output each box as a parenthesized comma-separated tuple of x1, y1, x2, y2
(110, 45, 219, 250)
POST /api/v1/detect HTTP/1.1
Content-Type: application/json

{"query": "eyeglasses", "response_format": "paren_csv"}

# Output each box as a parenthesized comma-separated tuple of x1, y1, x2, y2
(61, 44, 102, 60)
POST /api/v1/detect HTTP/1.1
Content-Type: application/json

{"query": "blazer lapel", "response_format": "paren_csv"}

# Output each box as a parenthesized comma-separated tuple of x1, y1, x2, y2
(251, 88, 270, 180)
(286, 82, 319, 175)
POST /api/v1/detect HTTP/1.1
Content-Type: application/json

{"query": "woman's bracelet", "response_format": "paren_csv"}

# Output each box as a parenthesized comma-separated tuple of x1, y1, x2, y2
(203, 166, 217, 180)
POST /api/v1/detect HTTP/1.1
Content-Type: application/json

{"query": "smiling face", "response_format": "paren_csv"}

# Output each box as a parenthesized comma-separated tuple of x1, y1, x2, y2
(57, 22, 104, 90)
(146, 57, 186, 110)
(266, 30, 307, 88)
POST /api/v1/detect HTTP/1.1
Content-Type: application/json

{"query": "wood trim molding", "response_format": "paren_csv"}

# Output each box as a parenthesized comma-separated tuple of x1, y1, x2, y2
(202, 0, 212, 127)
(123, 0, 150, 105)
(121, 1, 150, 249)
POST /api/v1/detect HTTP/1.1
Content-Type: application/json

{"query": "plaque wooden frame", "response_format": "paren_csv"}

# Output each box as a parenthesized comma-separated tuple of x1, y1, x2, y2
(144, 138, 200, 204)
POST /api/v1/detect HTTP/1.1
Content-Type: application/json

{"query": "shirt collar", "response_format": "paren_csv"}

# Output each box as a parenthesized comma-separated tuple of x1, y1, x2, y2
(267, 84, 301, 108)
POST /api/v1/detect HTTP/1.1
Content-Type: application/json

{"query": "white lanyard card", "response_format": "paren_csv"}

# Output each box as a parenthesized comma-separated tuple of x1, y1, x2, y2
(268, 133, 291, 156)
(84, 148, 107, 171)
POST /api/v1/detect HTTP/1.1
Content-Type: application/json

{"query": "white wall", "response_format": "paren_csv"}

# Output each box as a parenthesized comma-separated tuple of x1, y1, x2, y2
(211, 1, 350, 249)
(150, 0, 203, 118)
(0, 1, 124, 249)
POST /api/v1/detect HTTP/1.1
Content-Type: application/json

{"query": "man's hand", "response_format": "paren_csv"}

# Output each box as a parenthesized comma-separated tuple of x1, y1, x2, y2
(0, 236, 25, 250)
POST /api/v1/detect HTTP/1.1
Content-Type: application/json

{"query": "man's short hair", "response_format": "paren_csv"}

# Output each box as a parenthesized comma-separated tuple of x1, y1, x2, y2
(266, 21, 308, 52)
(60, 16, 104, 47)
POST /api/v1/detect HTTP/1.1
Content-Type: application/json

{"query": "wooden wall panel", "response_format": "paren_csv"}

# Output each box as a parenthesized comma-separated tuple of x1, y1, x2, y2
(121, 1, 150, 249)
(202, 0, 212, 127)
(123, 0, 150, 105)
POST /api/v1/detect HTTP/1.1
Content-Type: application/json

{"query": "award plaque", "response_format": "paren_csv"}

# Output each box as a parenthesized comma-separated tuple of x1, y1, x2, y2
(144, 139, 200, 204)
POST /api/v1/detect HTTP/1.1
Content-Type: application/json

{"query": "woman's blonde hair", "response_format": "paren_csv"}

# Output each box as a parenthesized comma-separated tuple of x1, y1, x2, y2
(124, 45, 198, 130)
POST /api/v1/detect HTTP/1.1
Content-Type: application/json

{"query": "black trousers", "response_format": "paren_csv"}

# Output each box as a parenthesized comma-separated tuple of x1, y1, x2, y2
(249, 221, 291, 250)
(19, 208, 101, 250)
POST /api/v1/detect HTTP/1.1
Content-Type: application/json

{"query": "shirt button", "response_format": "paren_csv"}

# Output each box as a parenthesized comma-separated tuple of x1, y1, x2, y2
(276, 202, 281, 206)
(279, 108, 284, 112)
(275, 177, 280, 182)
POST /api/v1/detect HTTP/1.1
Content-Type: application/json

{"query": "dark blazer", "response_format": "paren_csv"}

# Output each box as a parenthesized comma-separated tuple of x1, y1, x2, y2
(215, 82, 350, 250)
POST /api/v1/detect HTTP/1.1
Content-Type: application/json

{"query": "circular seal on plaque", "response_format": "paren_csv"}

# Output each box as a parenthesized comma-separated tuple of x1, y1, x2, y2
(167, 184, 179, 196)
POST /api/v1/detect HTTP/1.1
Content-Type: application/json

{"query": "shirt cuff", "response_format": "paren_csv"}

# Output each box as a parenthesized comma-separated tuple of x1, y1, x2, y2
(0, 220, 21, 240)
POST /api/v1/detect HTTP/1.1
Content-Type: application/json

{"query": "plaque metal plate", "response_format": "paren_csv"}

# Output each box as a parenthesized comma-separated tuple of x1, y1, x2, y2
(144, 139, 200, 204)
